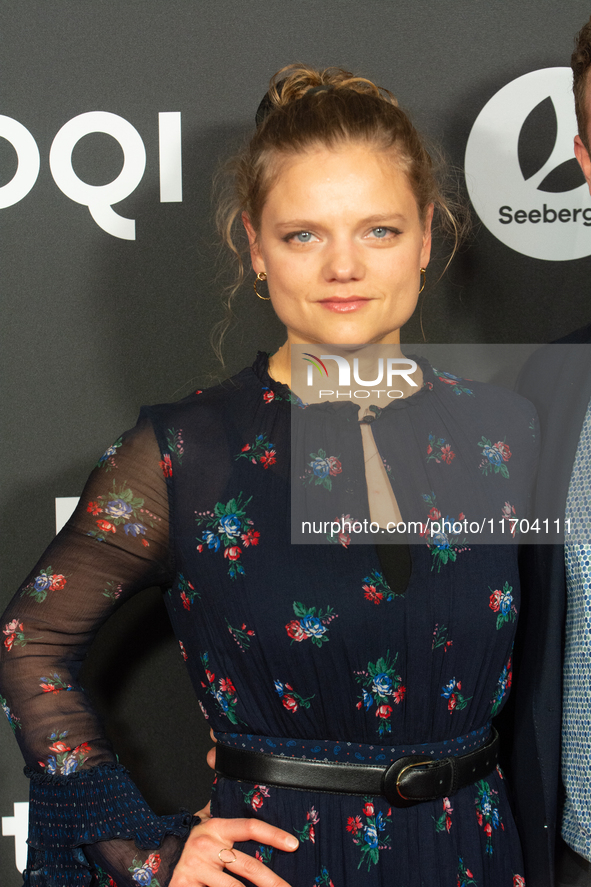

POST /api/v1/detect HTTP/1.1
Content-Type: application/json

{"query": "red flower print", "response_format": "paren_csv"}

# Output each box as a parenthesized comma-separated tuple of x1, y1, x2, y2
(4, 619, 22, 634)
(49, 740, 71, 754)
(458, 512, 465, 521)
(241, 529, 260, 547)
(427, 444, 433, 455)
(251, 792, 264, 810)
(263, 389, 275, 403)
(484, 822, 492, 836)
(363, 584, 384, 604)
(393, 686, 406, 704)
(466, 869, 474, 879)
(4, 634, 14, 651)
(448, 694, 457, 712)
(180, 591, 190, 610)
(428, 507, 441, 521)
(308, 826, 316, 842)
(489, 590, 502, 613)
(141, 539, 149, 547)
(40, 683, 58, 694)
(376, 704, 393, 719)
(282, 695, 299, 712)
(220, 678, 235, 694)
(327, 456, 342, 476)
(179, 640, 188, 661)
(495, 441, 511, 462)
(224, 546, 242, 561)
(159, 454, 173, 478)
(363, 802, 375, 817)
(96, 520, 116, 533)
(87, 501, 101, 515)
(441, 444, 455, 464)
(146, 854, 161, 873)
(260, 449, 277, 469)
(513, 876, 525, 887)
(241, 443, 251, 452)
(205, 669, 215, 683)
(49, 575, 66, 591)
(197, 544, 203, 553)
(286, 620, 306, 642)
(346, 815, 363, 834)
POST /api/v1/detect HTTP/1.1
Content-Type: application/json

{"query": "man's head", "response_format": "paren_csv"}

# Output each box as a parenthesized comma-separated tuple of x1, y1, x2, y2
(572, 16, 591, 188)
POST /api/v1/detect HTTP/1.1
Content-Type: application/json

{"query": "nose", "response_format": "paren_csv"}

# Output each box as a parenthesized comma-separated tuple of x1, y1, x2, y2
(322, 237, 365, 283)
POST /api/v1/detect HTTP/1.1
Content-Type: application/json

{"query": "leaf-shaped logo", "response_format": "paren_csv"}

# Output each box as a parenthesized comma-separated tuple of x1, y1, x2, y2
(518, 97, 557, 181)
(538, 157, 585, 193)
(518, 95, 585, 192)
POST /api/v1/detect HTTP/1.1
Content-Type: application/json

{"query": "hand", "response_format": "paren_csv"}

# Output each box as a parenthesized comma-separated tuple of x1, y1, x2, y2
(169, 807, 298, 887)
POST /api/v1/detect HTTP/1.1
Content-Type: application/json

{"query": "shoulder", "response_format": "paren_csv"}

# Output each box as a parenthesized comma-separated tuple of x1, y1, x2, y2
(432, 367, 537, 426)
(140, 364, 258, 427)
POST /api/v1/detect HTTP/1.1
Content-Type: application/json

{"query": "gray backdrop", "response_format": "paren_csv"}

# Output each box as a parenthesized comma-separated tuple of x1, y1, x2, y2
(2, 2, 591, 883)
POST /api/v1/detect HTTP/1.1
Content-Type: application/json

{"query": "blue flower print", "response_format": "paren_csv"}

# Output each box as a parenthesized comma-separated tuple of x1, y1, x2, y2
(431, 530, 450, 549)
(105, 499, 133, 519)
(346, 797, 391, 870)
(195, 494, 259, 579)
(363, 824, 378, 848)
(34, 574, 51, 592)
(310, 456, 330, 479)
(203, 530, 221, 552)
(274, 679, 284, 697)
(301, 615, 326, 638)
(124, 523, 146, 537)
(219, 514, 241, 538)
(285, 602, 337, 647)
(372, 673, 392, 696)
(483, 446, 502, 465)
(362, 689, 373, 710)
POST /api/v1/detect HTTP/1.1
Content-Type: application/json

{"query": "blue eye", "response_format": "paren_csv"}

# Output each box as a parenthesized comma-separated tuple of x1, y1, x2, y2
(294, 231, 314, 242)
(372, 227, 389, 238)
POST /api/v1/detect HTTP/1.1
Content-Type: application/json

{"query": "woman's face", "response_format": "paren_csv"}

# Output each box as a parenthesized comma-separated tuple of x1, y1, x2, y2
(244, 143, 432, 347)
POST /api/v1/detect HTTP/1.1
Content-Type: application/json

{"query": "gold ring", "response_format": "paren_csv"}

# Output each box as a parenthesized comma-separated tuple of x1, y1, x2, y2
(218, 847, 237, 864)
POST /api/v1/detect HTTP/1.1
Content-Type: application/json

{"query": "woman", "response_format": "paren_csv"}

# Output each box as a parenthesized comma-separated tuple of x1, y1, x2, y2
(0, 66, 536, 887)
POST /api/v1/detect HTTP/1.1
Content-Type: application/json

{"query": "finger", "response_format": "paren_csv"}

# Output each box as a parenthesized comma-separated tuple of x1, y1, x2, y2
(205, 817, 299, 851)
(180, 834, 294, 887)
(218, 846, 295, 887)
(207, 745, 216, 770)
(194, 800, 211, 820)
(209, 728, 217, 742)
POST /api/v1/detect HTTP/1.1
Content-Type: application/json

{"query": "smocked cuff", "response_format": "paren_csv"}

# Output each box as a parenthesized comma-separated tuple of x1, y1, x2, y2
(23, 764, 192, 886)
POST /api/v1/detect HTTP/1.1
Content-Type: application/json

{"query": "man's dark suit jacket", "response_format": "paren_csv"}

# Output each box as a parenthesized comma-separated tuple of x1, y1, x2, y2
(512, 325, 591, 887)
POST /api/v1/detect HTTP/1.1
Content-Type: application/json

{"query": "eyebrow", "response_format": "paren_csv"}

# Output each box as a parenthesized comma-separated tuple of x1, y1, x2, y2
(274, 213, 408, 229)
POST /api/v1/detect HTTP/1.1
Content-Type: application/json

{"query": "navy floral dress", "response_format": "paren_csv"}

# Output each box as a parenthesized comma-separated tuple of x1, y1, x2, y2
(0, 353, 537, 887)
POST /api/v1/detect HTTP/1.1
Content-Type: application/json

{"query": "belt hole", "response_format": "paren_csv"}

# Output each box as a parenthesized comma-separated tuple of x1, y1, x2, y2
(472, 766, 476, 773)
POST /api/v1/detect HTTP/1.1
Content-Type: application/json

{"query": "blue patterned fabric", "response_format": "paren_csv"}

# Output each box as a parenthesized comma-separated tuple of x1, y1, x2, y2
(563, 401, 591, 861)
(0, 354, 539, 886)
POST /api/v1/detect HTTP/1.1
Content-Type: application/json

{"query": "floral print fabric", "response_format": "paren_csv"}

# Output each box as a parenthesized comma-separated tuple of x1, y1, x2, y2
(0, 353, 537, 886)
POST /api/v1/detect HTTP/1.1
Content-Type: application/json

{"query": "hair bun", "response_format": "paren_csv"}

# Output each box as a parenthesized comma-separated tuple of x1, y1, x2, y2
(254, 65, 397, 128)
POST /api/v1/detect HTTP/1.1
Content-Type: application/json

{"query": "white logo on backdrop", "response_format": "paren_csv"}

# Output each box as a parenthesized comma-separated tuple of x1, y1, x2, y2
(465, 67, 591, 261)
(0, 111, 182, 239)
(2, 802, 29, 873)
(55, 497, 80, 534)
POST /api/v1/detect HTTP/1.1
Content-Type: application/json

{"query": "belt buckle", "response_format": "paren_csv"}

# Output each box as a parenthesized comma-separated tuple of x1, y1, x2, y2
(382, 754, 448, 808)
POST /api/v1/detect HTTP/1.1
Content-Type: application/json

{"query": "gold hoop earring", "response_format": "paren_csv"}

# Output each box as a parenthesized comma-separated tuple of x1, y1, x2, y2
(418, 268, 426, 295)
(254, 271, 271, 300)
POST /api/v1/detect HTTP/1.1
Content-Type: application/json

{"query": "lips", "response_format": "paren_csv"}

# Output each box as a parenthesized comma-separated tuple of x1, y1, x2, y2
(318, 297, 371, 313)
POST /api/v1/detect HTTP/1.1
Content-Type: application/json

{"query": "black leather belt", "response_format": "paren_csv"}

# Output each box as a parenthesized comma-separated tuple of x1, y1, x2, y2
(215, 728, 499, 809)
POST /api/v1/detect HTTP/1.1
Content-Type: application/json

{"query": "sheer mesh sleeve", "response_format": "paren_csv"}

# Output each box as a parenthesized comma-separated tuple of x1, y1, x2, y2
(0, 411, 193, 886)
